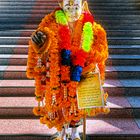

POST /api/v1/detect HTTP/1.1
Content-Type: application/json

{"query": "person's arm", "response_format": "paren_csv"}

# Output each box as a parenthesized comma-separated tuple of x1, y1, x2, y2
(26, 13, 53, 79)
(92, 22, 109, 85)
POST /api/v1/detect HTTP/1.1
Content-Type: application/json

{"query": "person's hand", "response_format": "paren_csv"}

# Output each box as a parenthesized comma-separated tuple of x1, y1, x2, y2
(31, 31, 47, 47)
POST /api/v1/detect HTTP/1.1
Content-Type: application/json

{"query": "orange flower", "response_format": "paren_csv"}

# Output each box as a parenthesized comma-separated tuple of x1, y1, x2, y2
(26, 10, 109, 131)
(33, 107, 42, 116)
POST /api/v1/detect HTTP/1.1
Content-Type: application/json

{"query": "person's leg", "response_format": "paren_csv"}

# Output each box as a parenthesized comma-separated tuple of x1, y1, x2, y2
(58, 128, 66, 140)
(50, 120, 82, 140)
(69, 120, 82, 140)
(50, 128, 66, 140)
(71, 126, 81, 140)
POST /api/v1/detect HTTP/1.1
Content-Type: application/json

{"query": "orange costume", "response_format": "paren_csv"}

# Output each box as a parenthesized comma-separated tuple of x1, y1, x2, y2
(26, 3, 110, 131)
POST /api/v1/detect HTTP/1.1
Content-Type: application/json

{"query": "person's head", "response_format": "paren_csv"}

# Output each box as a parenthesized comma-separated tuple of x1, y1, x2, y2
(62, 0, 83, 22)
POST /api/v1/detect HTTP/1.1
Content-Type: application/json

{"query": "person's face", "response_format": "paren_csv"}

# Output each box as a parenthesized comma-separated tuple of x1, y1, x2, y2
(63, 0, 82, 22)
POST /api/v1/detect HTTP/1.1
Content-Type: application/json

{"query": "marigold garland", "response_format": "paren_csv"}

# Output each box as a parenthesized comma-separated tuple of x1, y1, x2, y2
(26, 8, 110, 131)
(55, 10, 68, 25)
(82, 22, 94, 52)
(26, 42, 38, 79)
(55, 9, 94, 82)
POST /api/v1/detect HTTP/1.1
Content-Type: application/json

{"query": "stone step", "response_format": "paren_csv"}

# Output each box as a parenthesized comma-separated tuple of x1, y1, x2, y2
(95, 17, 140, 22)
(4, 0, 136, 2)
(90, 5, 139, 8)
(0, 14, 140, 19)
(1, 17, 140, 24)
(91, 6, 140, 11)
(104, 24, 140, 30)
(0, 6, 139, 11)
(90, 3, 140, 6)
(1, 3, 139, 7)
(108, 54, 140, 65)
(0, 65, 27, 79)
(1, 10, 140, 18)
(0, 29, 139, 36)
(1, 23, 140, 30)
(90, 0, 140, 2)
(1, 10, 140, 15)
(0, 45, 140, 55)
(0, 54, 140, 66)
(108, 37, 140, 45)
(1, 0, 139, 2)
(0, 96, 137, 118)
(1, 0, 139, 6)
(105, 26, 140, 31)
(1, 24, 140, 32)
(1, 26, 140, 32)
(109, 45, 140, 55)
(0, 25, 38, 30)
(0, 45, 28, 54)
(97, 20, 140, 24)
(107, 30, 140, 38)
(106, 66, 140, 79)
(0, 54, 28, 65)
(0, 3, 139, 11)
(0, 79, 140, 97)
(0, 1, 139, 4)
(0, 118, 139, 140)
(0, 2, 139, 7)
(0, 30, 140, 39)
(1, 18, 140, 25)
(93, 11, 140, 15)
(0, 21, 139, 29)
(1, 37, 140, 45)
(0, 30, 32, 37)
(0, 37, 31, 45)
(0, 65, 140, 80)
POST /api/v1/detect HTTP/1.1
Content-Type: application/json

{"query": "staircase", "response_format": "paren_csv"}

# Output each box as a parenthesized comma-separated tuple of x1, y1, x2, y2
(0, 0, 140, 139)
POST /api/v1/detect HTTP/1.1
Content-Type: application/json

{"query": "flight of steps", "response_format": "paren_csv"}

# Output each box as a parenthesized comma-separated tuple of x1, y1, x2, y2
(0, 0, 140, 139)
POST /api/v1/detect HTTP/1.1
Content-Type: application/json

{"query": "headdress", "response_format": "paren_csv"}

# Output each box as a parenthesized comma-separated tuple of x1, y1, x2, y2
(57, 0, 82, 7)
(57, 0, 90, 13)
(69, 0, 74, 6)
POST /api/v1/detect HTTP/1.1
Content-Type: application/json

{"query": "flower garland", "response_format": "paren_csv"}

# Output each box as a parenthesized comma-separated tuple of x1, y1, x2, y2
(26, 42, 38, 79)
(55, 9, 95, 125)
(55, 9, 94, 82)
(88, 22, 109, 82)
(26, 9, 110, 131)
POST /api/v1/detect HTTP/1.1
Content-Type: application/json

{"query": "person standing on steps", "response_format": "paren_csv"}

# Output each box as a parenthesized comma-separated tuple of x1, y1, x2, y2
(26, 0, 110, 140)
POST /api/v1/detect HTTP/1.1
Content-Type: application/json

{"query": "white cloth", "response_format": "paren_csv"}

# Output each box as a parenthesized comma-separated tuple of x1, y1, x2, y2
(71, 127, 81, 140)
